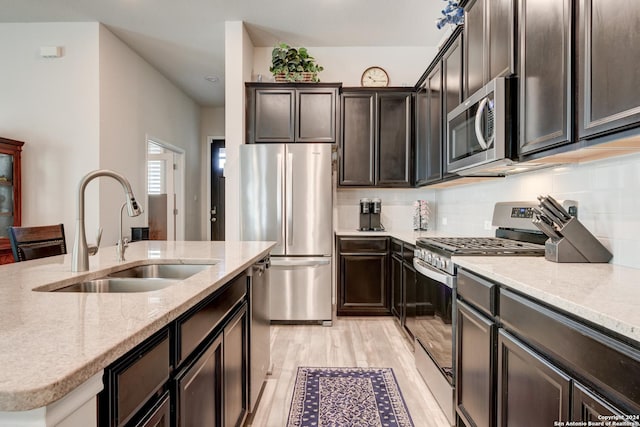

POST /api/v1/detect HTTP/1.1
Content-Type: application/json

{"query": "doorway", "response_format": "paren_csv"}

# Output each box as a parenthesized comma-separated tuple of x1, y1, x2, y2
(147, 139, 185, 240)
(210, 138, 225, 240)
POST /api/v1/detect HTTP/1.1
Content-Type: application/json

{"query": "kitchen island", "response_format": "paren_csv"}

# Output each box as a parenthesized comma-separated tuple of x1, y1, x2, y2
(0, 240, 274, 425)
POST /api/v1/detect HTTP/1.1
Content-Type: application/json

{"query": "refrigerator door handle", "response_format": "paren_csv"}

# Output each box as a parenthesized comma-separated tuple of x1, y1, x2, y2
(286, 151, 293, 247)
(271, 257, 331, 267)
(277, 153, 285, 248)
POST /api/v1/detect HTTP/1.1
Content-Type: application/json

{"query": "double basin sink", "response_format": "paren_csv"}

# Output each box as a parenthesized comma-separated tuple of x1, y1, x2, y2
(45, 263, 218, 293)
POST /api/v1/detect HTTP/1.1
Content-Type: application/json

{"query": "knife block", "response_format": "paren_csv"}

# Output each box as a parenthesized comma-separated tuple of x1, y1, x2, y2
(544, 217, 612, 263)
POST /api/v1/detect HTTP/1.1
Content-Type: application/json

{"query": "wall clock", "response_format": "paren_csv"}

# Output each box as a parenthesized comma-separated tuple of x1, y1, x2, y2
(361, 66, 389, 87)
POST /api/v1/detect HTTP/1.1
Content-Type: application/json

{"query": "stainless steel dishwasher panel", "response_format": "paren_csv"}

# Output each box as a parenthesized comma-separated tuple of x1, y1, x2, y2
(249, 257, 271, 413)
(270, 256, 332, 322)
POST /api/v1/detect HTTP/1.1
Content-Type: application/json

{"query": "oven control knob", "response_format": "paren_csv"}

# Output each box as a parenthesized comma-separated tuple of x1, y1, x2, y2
(432, 256, 441, 268)
(442, 259, 448, 270)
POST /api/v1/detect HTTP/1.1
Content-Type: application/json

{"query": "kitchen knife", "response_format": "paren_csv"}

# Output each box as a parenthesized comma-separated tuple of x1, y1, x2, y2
(538, 204, 566, 227)
(532, 207, 556, 228)
(537, 195, 571, 224)
(532, 216, 562, 240)
(545, 195, 572, 220)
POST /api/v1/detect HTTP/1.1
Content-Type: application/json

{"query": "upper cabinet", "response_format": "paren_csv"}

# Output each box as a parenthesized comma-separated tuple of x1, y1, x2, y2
(577, 0, 640, 140)
(518, 0, 573, 155)
(339, 88, 413, 188)
(0, 137, 24, 265)
(464, 0, 515, 98)
(415, 29, 463, 187)
(246, 83, 340, 144)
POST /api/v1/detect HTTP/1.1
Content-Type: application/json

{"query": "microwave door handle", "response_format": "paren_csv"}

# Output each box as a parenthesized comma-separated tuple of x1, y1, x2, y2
(474, 96, 490, 150)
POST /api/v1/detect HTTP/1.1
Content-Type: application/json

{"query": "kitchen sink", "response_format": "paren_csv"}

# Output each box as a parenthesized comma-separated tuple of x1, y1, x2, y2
(106, 263, 215, 280)
(53, 277, 179, 293)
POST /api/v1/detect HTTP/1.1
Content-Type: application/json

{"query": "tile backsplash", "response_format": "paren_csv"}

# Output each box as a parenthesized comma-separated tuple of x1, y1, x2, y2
(335, 152, 640, 269)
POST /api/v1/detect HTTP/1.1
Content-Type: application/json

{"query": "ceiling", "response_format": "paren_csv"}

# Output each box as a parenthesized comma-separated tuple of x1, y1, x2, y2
(0, 0, 446, 107)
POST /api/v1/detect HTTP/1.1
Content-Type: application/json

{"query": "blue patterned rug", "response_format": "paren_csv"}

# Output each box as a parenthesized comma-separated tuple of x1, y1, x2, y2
(286, 367, 415, 427)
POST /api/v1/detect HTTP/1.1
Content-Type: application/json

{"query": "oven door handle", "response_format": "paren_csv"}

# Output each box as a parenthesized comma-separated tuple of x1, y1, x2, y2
(414, 259, 456, 289)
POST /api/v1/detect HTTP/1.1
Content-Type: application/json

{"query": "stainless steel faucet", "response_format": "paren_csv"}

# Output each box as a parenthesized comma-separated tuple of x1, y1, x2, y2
(116, 202, 130, 262)
(72, 169, 143, 272)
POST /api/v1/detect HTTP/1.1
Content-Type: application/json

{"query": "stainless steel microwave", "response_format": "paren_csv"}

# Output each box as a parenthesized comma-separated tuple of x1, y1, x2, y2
(446, 77, 518, 176)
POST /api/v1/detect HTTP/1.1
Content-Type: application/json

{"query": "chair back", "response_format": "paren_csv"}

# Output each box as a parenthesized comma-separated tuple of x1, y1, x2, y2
(8, 224, 67, 262)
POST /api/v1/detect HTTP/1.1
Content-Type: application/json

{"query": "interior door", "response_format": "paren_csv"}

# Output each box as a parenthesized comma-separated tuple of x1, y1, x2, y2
(210, 139, 225, 241)
(285, 144, 332, 256)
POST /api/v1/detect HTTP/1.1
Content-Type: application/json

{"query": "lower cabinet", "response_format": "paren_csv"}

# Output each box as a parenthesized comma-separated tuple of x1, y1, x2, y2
(98, 272, 251, 427)
(497, 329, 571, 426)
(456, 268, 640, 427)
(223, 305, 248, 427)
(175, 334, 223, 427)
(337, 237, 390, 316)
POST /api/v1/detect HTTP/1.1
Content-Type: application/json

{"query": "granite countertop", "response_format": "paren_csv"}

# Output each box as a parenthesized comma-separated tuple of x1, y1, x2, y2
(453, 256, 640, 346)
(0, 240, 275, 412)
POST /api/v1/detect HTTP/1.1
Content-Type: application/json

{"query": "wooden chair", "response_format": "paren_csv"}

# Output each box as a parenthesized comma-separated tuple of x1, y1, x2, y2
(8, 224, 67, 262)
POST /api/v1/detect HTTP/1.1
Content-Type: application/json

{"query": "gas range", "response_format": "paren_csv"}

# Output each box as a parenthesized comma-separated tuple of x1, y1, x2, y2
(415, 236, 545, 275)
(414, 201, 550, 276)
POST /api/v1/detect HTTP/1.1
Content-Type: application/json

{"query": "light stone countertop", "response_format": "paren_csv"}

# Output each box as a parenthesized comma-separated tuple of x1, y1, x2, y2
(453, 256, 640, 346)
(0, 240, 275, 412)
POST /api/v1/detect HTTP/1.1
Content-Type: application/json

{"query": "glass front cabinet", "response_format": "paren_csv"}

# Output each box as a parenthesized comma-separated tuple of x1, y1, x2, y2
(0, 137, 24, 264)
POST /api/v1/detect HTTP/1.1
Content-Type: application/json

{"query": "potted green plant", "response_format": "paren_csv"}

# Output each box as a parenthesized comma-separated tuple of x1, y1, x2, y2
(269, 43, 324, 83)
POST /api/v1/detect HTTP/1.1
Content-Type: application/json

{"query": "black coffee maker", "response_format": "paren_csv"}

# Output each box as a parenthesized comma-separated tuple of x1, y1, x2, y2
(359, 198, 383, 231)
(359, 198, 371, 231)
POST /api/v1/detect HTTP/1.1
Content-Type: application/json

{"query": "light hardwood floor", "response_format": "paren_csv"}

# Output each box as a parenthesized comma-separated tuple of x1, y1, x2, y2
(247, 316, 451, 426)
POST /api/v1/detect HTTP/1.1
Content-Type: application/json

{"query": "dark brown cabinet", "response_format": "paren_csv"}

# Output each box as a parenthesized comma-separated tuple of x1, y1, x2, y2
(339, 89, 412, 187)
(519, 0, 573, 155)
(337, 236, 390, 316)
(497, 329, 571, 427)
(246, 83, 340, 144)
(578, 0, 640, 140)
(134, 393, 170, 427)
(223, 305, 248, 427)
(390, 239, 403, 322)
(0, 137, 24, 265)
(456, 302, 496, 427)
(175, 334, 223, 427)
(464, 0, 515, 98)
(572, 382, 628, 422)
(415, 29, 462, 187)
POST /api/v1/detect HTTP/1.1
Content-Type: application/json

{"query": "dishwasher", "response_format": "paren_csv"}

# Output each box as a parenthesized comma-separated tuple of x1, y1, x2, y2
(248, 255, 271, 413)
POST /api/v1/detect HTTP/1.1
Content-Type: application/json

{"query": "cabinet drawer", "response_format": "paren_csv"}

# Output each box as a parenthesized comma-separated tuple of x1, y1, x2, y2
(338, 237, 388, 253)
(500, 289, 640, 414)
(391, 239, 403, 257)
(457, 269, 497, 317)
(177, 273, 247, 364)
(112, 330, 170, 427)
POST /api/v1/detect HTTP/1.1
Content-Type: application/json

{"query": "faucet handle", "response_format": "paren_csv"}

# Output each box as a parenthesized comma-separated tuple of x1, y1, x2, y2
(88, 227, 103, 256)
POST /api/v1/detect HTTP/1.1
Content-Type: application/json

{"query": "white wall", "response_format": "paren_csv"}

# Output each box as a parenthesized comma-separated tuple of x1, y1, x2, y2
(0, 22, 101, 244)
(224, 22, 254, 241)
(337, 152, 640, 269)
(252, 46, 436, 87)
(200, 107, 225, 239)
(0, 22, 202, 251)
(98, 25, 202, 244)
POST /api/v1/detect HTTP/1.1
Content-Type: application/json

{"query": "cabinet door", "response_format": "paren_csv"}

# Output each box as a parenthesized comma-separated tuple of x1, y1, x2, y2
(487, 0, 515, 80)
(442, 34, 463, 181)
(572, 383, 628, 422)
(253, 89, 295, 143)
(296, 88, 337, 142)
(134, 393, 170, 427)
(175, 334, 223, 427)
(224, 305, 248, 427)
(578, 0, 640, 139)
(465, 0, 486, 98)
(401, 262, 415, 331)
(391, 254, 403, 322)
(497, 330, 570, 427)
(377, 92, 412, 187)
(456, 301, 496, 427)
(414, 83, 430, 186)
(519, 0, 572, 155)
(426, 65, 444, 184)
(340, 92, 375, 186)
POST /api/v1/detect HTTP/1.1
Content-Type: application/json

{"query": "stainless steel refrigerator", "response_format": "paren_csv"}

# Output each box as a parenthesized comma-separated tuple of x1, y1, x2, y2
(240, 143, 333, 323)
